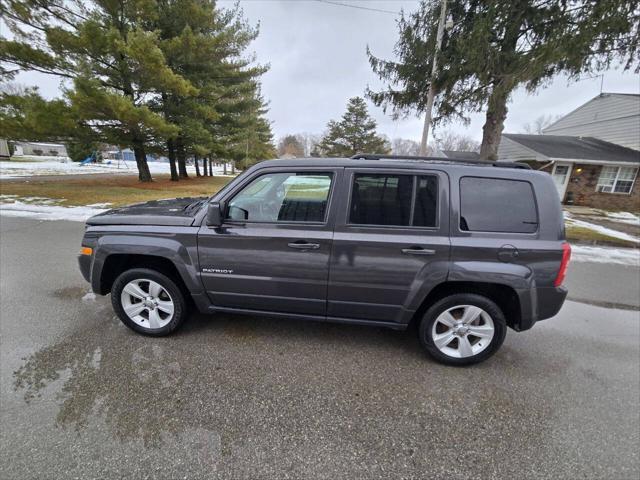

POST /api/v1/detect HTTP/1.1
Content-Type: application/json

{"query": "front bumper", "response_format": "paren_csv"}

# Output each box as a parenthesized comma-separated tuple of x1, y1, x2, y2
(78, 254, 91, 283)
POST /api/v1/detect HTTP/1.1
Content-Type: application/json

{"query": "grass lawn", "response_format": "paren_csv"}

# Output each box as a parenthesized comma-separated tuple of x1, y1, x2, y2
(565, 225, 638, 248)
(0, 174, 233, 207)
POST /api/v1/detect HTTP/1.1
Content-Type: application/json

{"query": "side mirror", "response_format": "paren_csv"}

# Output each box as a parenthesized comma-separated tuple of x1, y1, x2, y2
(206, 202, 224, 227)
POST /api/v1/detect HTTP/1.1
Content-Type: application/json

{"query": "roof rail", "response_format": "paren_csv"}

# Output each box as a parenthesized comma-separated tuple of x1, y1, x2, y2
(350, 153, 531, 170)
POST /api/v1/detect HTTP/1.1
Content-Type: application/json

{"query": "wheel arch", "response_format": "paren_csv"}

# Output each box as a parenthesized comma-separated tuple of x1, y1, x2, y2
(98, 254, 191, 298)
(410, 281, 522, 330)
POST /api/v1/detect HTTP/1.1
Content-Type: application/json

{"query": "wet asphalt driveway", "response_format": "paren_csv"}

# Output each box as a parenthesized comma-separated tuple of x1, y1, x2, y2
(1, 216, 639, 479)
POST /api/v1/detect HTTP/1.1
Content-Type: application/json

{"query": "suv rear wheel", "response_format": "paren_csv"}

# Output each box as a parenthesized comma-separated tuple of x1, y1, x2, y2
(111, 268, 187, 336)
(419, 293, 507, 366)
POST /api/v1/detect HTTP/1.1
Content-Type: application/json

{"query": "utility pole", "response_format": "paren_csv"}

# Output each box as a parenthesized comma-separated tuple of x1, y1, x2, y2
(419, 0, 448, 156)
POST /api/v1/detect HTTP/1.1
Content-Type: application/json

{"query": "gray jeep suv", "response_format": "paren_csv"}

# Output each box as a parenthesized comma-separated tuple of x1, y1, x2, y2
(79, 155, 570, 365)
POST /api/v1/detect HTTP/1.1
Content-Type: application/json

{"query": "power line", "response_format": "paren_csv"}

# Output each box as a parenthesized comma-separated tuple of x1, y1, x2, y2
(313, 0, 399, 15)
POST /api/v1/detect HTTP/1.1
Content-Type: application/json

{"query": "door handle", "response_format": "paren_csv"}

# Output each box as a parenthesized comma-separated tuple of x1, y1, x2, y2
(401, 247, 436, 256)
(288, 241, 320, 250)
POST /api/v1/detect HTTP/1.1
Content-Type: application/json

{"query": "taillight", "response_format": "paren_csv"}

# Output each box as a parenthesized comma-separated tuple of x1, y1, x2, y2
(554, 242, 572, 287)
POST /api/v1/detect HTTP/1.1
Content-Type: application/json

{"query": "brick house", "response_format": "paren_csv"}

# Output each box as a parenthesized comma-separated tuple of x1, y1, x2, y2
(498, 93, 639, 212)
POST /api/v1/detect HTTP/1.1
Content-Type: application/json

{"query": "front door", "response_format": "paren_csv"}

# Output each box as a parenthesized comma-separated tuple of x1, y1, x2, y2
(197, 168, 340, 316)
(551, 163, 572, 200)
(327, 168, 450, 325)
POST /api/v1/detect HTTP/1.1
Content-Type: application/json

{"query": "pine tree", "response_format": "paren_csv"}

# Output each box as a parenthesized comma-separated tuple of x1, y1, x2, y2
(315, 97, 390, 157)
(1, 0, 195, 181)
(0, 86, 79, 141)
(368, 0, 639, 160)
(153, 0, 271, 179)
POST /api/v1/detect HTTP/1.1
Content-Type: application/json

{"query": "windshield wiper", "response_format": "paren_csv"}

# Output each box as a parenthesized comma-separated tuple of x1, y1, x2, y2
(183, 198, 206, 213)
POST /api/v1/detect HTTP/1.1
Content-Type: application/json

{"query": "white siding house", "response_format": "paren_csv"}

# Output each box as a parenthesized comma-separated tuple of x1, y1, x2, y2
(542, 93, 640, 150)
(498, 92, 640, 210)
(498, 136, 550, 163)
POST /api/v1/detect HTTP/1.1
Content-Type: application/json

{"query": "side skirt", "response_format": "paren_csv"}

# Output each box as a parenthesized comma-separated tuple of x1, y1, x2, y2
(204, 305, 408, 331)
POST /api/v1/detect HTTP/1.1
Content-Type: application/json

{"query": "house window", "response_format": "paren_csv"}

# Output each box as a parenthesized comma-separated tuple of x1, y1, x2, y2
(596, 166, 638, 194)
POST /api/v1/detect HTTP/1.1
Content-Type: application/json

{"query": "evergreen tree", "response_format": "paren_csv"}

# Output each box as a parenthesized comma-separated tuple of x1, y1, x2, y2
(1, 0, 195, 181)
(368, 0, 639, 160)
(153, 0, 271, 179)
(0, 86, 79, 141)
(315, 97, 390, 157)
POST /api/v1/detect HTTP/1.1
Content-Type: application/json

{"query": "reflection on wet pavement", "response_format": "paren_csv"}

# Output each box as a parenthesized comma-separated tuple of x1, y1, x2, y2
(6, 287, 639, 478)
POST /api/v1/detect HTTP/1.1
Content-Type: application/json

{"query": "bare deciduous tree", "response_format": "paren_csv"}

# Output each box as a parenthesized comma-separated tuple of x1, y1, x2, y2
(434, 130, 480, 152)
(295, 133, 321, 157)
(521, 114, 562, 135)
(277, 135, 305, 158)
(391, 138, 422, 156)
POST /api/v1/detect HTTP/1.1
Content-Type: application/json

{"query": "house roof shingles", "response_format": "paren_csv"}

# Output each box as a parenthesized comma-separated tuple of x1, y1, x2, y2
(502, 134, 640, 164)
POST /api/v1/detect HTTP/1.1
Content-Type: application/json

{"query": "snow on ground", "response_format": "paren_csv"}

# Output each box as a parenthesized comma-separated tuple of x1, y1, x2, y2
(0, 159, 229, 179)
(565, 213, 639, 243)
(571, 245, 640, 267)
(0, 199, 109, 222)
(604, 211, 640, 226)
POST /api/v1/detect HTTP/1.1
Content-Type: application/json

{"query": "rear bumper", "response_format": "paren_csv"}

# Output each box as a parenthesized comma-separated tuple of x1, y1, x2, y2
(516, 285, 568, 331)
(537, 285, 568, 321)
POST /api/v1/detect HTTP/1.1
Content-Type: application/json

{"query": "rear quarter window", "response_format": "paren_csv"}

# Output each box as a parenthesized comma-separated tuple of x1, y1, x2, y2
(459, 177, 538, 233)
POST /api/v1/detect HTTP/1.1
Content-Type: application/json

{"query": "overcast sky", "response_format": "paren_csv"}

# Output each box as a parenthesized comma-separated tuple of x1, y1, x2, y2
(12, 0, 640, 144)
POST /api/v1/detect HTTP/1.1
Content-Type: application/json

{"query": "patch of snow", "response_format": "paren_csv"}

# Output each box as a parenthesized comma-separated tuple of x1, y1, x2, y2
(0, 160, 230, 179)
(82, 292, 97, 302)
(0, 200, 108, 222)
(571, 245, 640, 267)
(20, 196, 61, 204)
(565, 216, 639, 243)
(11, 155, 71, 162)
(86, 202, 112, 208)
(604, 211, 640, 226)
(606, 211, 639, 220)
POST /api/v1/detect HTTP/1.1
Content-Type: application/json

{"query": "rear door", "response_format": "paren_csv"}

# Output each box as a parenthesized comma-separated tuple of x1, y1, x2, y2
(327, 168, 450, 325)
(197, 167, 340, 316)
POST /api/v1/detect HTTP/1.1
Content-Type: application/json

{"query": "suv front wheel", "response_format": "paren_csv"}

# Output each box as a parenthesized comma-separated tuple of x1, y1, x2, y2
(419, 293, 507, 366)
(111, 268, 187, 336)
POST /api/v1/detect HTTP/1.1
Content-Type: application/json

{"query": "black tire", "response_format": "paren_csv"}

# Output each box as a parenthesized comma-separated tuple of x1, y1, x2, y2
(419, 293, 507, 366)
(111, 268, 187, 336)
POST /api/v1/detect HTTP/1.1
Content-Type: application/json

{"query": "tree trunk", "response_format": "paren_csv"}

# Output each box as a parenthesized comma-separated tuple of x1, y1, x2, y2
(479, 82, 512, 161)
(176, 137, 189, 178)
(201, 157, 207, 177)
(132, 140, 152, 182)
(194, 154, 201, 177)
(167, 138, 179, 181)
(223, 162, 227, 175)
(231, 160, 236, 175)
(209, 158, 213, 176)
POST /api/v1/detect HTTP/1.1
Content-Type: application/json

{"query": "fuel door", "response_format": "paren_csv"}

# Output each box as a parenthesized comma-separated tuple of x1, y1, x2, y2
(497, 244, 519, 263)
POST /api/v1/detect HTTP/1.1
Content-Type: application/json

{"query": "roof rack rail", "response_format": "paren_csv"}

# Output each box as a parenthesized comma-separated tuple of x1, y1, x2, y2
(350, 153, 531, 170)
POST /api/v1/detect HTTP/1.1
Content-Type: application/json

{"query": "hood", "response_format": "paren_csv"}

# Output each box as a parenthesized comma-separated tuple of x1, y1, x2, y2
(86, 197, 206, 226)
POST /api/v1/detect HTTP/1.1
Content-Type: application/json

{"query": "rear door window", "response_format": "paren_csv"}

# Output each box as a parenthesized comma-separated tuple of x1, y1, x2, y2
(349, 174, 413, 226)
(459, 177, 538, 233)
(413, 175, 439, 227)
(349, 173, 438, 227)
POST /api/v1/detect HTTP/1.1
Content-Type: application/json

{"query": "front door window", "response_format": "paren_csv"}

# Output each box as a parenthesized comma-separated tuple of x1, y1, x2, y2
(227, 172, 333, 223)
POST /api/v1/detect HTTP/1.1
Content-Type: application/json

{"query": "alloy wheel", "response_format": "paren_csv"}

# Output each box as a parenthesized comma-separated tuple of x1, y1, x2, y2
(120, 279, 175, 329)
(431, 305, 495, 358)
